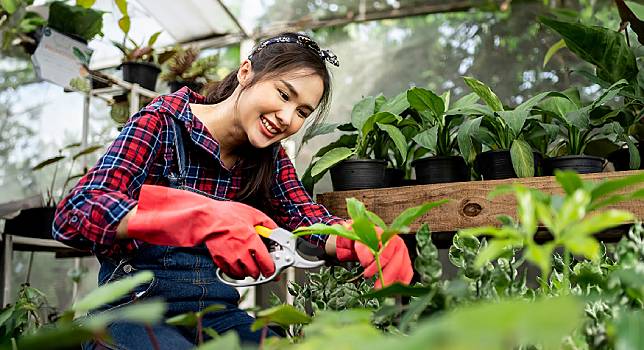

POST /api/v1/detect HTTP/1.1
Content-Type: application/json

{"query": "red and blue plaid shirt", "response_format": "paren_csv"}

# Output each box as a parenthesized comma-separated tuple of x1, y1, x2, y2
(52, 88, 343, 256)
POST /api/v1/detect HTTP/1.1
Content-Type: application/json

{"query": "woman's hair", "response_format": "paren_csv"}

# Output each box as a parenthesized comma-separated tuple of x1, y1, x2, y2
(202, 32, 334, 211)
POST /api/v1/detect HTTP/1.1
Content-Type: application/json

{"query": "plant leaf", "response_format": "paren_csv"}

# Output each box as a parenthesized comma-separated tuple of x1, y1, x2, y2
(407, 87, 445, 120)
(589, 171, 644, 207)
(412, 126, 438, 153)
(379, 90, 410, 115)
(293, 223, 359, 241)
(525, 242, 555, 276)
(388, 200, 448, 238)
(475, 239, 522, 268)
(554, 170, 584, 196)
(463, 76, 504, 112)
(351, 96, 376, 130)
(301, 122, 340, 145)
(310, 147, 354, 177)
(543, 39, 567, 67)
(377, 123, 408, 163)
(251, 304, 311, 331)
(72, 271, 154, 314)
(510, 139, 534, 178)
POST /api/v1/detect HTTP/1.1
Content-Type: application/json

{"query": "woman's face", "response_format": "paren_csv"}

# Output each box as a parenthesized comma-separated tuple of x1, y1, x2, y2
(236, 62, 324, 149)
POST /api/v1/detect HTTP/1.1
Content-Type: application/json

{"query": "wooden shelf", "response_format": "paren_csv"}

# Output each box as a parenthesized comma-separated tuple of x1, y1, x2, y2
(317, 170, 644, 236)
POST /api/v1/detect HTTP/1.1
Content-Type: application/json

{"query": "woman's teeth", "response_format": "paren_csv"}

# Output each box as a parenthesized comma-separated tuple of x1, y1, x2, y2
(261, 116, 279, 134)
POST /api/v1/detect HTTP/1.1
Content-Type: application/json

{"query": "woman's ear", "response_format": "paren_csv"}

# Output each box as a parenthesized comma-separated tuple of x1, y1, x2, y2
(237, 59, 253, 87)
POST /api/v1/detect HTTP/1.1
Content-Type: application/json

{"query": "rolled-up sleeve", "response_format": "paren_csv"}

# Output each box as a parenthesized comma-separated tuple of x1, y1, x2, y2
(270, 146, 345, 248)
(52, 111, 165, 253)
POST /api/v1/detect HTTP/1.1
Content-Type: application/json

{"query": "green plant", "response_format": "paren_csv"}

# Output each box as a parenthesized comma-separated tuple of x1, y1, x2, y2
(31, 143, 103, 206)
(459, 170, 644, 291)
(160, 46, 219, 84)
(408, 87, 478, 158)
(301, 92, 411, 192)
(456, 76, 564, 177)
(47, 1, 104, 42)
(294, 197, 447, 287)
(536, 79, 637, 163)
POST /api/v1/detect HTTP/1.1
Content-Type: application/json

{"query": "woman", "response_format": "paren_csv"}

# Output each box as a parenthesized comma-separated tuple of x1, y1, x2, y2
(53, 33, 412, 349)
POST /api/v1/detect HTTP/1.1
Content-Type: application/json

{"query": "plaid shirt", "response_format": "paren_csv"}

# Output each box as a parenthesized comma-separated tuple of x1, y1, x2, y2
(52, 88, 343, 256)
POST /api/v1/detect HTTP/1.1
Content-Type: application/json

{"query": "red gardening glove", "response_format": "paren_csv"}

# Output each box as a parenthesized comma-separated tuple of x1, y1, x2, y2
(335, 222, 413, 289)
(128, 185, 276, 279)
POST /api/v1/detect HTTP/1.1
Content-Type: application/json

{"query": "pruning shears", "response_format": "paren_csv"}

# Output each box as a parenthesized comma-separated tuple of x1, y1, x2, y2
(215, 226, 326, 287)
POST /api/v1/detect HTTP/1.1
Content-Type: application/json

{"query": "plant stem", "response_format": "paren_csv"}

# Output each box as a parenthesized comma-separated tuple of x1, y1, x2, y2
(144, 324, 161, 350)
(259, 325, 268, 350)
(197, 315, 203, 345)
(563, 249, 571, 295)
(375, 253, 385, 288)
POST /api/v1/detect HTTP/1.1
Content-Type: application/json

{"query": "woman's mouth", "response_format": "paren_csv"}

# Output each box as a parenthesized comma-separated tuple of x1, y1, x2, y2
(260, 115, 281, 136)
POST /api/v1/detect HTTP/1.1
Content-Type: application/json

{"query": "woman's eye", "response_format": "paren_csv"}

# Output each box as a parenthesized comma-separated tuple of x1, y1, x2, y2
(278, 89, 289, 101)
(297, 109, 307, 118)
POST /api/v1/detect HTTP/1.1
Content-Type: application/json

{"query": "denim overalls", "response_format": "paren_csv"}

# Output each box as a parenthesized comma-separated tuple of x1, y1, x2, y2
(83, 118, 277, 350)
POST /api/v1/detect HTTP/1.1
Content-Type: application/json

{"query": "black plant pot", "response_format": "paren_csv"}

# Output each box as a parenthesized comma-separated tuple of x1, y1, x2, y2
(474, 150, 543, 180)
(4, 207, 56, 240)
(330, 159, 387, 191)
(384, 168, 404, 187)
(168, 81, 204, 93)
(121, 62, 160, 91)
(545, 155, 605, 175)
(412, 155, 470, 184)
(607, 145, 644, 171)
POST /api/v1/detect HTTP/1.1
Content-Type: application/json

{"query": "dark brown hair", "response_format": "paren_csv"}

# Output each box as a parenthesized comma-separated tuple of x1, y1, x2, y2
(202, 32, 333, 210)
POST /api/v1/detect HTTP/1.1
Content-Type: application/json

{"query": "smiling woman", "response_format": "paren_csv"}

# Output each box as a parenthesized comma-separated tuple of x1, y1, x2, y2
(52, 32, 414, 348)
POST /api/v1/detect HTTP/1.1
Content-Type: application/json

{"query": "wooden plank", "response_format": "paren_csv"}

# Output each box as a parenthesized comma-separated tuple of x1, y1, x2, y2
(317, 170, 644, 234)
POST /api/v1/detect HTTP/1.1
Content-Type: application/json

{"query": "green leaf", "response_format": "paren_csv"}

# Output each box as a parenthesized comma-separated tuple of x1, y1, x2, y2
(407, 87, 445, 120)
(463, 76, 504, 112)
(554, 170, 584, 196)
(72, 271, 154, 314)
(165, 311, 198, 327)
(614, 310, 644, 350)
(510, 139, 534, 178)
(195, 332, 240, 350)
(539, 16, 638, 84)
(475, 239, 522, 268)
(0, 0, 18, 14)
(514, 185, 537, 235)
(389, 200, 447, 235)
(564, 210, 635, 241)
(540, 95, 578, 120)
(458, 226, 522, 239)
(346, 197, 368, 220)
(301, 122, 339, 145)
(626, 1, 644, 20)
(361, 112, 399, 138)
(525, 242, 555, 276)
(83, 300, 166, 331)
(118, 15, 130, 36)
(366, 210, 387, 230)
(379, 90, 410, 115)
(72, 145, 103, 160)
(449, 92, 480, 110)
(351, 96, 376, 130)
(412, 126, 438, 153)
(294, 223, 359, 241)
(310, 147, 354, 177)
(376, 123, 407, 163)
(564, 236, 601, 261)
(543, 39, 566, 67)
(457, 116, 483, 164)
(76, 0, 97, 8)
(31, 156, 66, 171)
(147, 31, 162, 47)
(0, 305, 15, 328)
(590, 79, 630, 110)
(589, 171, 644, 207)
(498, 110, 529, 139)
(313, 134, 358, 158)
(114, 0, 128, 16)
(251, 304, 311, 331)
(351, 215, 380, 253)
(399, 290, 434, 333)
(15, 324, 94, 350)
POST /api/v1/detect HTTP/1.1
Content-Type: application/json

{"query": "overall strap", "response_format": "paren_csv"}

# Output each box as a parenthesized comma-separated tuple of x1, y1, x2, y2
(168, 118, 188, 188)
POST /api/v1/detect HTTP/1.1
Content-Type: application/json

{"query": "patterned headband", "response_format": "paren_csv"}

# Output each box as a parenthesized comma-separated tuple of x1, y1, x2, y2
(248, 34, 340, 67)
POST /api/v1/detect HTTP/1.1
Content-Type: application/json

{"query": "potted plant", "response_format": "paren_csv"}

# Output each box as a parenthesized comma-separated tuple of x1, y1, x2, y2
(4, 143, 102, 239)
(407, 87, 475, 184)
(540, 15, 644, 171)
(302, 93, 409, 192)
(537, 80, 631, 174)
(456, 76, 557, 180)
(160, 46, 219, 93)
(47, 1, 104, 44)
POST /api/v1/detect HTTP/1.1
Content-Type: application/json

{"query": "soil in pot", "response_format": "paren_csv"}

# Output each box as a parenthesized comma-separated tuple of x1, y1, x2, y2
(121, 62, 161, 91)
(545, 155, 605, 175)
(4, 207, 57, 240)
(413, 155, 470, 184)
(474, 150, 543, 180)
(330, 159, 387, 191)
